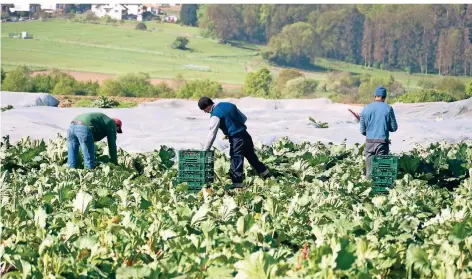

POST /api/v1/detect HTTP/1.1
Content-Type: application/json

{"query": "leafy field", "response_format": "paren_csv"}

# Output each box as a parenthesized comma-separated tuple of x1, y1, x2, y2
(2, 19, 471, 90)
(1, 135, 472, 278)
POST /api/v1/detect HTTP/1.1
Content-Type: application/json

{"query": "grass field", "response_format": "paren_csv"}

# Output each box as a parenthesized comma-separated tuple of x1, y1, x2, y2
(1, 19, 262, 85)
(2, 19, 472, 90)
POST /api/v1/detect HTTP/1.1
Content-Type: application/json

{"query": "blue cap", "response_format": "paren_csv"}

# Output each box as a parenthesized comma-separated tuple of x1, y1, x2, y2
(374, 86, 387, 98)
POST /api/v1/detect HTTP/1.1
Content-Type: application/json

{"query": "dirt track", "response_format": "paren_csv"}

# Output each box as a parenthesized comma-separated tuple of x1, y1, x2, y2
(31, 70, 243, 90)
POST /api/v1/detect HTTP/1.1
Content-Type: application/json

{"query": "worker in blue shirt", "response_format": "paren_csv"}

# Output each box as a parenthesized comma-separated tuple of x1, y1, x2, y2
(198, 97, 270, 189)
(359, 86, 398, 179)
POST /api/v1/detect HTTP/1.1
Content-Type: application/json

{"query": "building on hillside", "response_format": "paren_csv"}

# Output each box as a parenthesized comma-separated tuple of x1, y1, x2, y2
(91, 4, 126, 20)
(123, 4, 143, 17)
(91, 4, 144, 21)
(7, 3, 41, 14)
(1, 4, 13, 14)
(143, 4, 161, 15)
(39, 3, 70, 13)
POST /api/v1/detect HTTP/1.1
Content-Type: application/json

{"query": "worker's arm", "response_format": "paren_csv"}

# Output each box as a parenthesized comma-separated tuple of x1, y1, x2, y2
(359, 112, 367, 136)
(203, 116, 220, 151)
(107, 124, 118, 164)
(389, 107, 398, 132)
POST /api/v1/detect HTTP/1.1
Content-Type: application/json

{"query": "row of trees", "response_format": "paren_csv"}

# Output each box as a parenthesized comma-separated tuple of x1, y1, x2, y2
(196, 4, 472, 76)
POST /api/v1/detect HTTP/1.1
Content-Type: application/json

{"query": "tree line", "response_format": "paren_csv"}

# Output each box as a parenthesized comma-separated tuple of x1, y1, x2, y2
(192, 4, 472, 76)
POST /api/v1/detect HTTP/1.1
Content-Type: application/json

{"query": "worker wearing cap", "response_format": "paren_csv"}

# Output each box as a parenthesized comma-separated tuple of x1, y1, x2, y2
(198, 97, 269, 189)
(67, 112, 122, 169)
(359, 86, 398, 179)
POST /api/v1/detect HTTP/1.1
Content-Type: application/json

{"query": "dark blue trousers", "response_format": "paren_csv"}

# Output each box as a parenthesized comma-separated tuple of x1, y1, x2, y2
(229, 130, 268, 184)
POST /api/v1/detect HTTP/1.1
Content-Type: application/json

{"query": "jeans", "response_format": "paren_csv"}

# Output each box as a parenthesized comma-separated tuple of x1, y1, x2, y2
(229, 130, 268, 185)
(67, 124, 96, 169)
(365, 142, 389, 179)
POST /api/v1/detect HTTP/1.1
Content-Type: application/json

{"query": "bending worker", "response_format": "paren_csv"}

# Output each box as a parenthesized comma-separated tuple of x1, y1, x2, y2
(198, 97, 269, 189)
(67, 112, 122, 169)
(359, 86, 398, 179)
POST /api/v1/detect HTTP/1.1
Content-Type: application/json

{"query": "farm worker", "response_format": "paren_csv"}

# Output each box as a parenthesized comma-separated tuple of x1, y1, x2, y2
(359, 86, 398, 179)
(198, 97, 270, 189)
(67, 112, 122, 169)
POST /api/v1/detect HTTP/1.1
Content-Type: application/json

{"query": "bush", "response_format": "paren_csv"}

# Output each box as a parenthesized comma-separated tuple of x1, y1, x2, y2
(172, 36, 189, 50)
(274, 69, 304, 90)
(100, 79, 122, 96)
(52, 78, 78, 95)
(76, 80, 100, 96)
(154, 82, 175, 98)
(358, 76, 405, 103)
(244, 67, 272, 97)
(177, 79, 223, 99)
(326, 72, 360, 94)
(32, 74, 55, 92)
(84, 11, 99, 23)
(283, 77, 318, 98)
(263, 22, 316, 67)
(100, 73, 155, 97)
(1, 68, 6, 82)
(135, 22, 147, 30)
(92, 96, 119, 108)
(104, 15, 112, 23)
(436, 77, 466, 99)
(396, 89, 457, 103)
(2, 66, 34, 92)
(417, 79, 436, 89)
(466, 81, 472, 98)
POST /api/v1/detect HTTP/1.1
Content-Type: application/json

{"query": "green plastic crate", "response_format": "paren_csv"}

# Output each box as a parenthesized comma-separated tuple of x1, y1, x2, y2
(178, 170, 214, 182)
(372, 186, 391, 194)
(372, 176, 395, 184)
(371, 168, 397, 177)
(371, 155, 398, 171)
(178, 150, 214, 164)
(370, 155, 398, 194)
(177, 150, 215, 192)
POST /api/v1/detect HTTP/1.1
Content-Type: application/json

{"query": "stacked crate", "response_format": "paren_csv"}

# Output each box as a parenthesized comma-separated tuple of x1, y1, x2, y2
(370, 155, 398, 193)
(177, 150, 214, 192)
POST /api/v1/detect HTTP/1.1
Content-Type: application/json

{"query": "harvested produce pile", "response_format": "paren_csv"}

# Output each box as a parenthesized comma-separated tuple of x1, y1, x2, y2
(1, 136, 471, 278)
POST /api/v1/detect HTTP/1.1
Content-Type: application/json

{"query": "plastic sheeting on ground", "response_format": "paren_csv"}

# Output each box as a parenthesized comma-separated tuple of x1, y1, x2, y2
(2, 96, 471, 154)
(1, 91, 60, 108)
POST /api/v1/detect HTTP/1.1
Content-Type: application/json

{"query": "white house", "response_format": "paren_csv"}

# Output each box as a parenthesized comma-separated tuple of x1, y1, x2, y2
(37, 3, 70, 13)
(8, 3, 41, 14)
(91, 4, 144, 21)
(91, 4, 126, 20)
(124, 4, 143, 16)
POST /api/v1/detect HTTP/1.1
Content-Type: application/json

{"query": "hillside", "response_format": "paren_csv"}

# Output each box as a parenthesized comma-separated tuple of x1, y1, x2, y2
(2, 19, 472, 93)
(1, 19, 261, 85)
